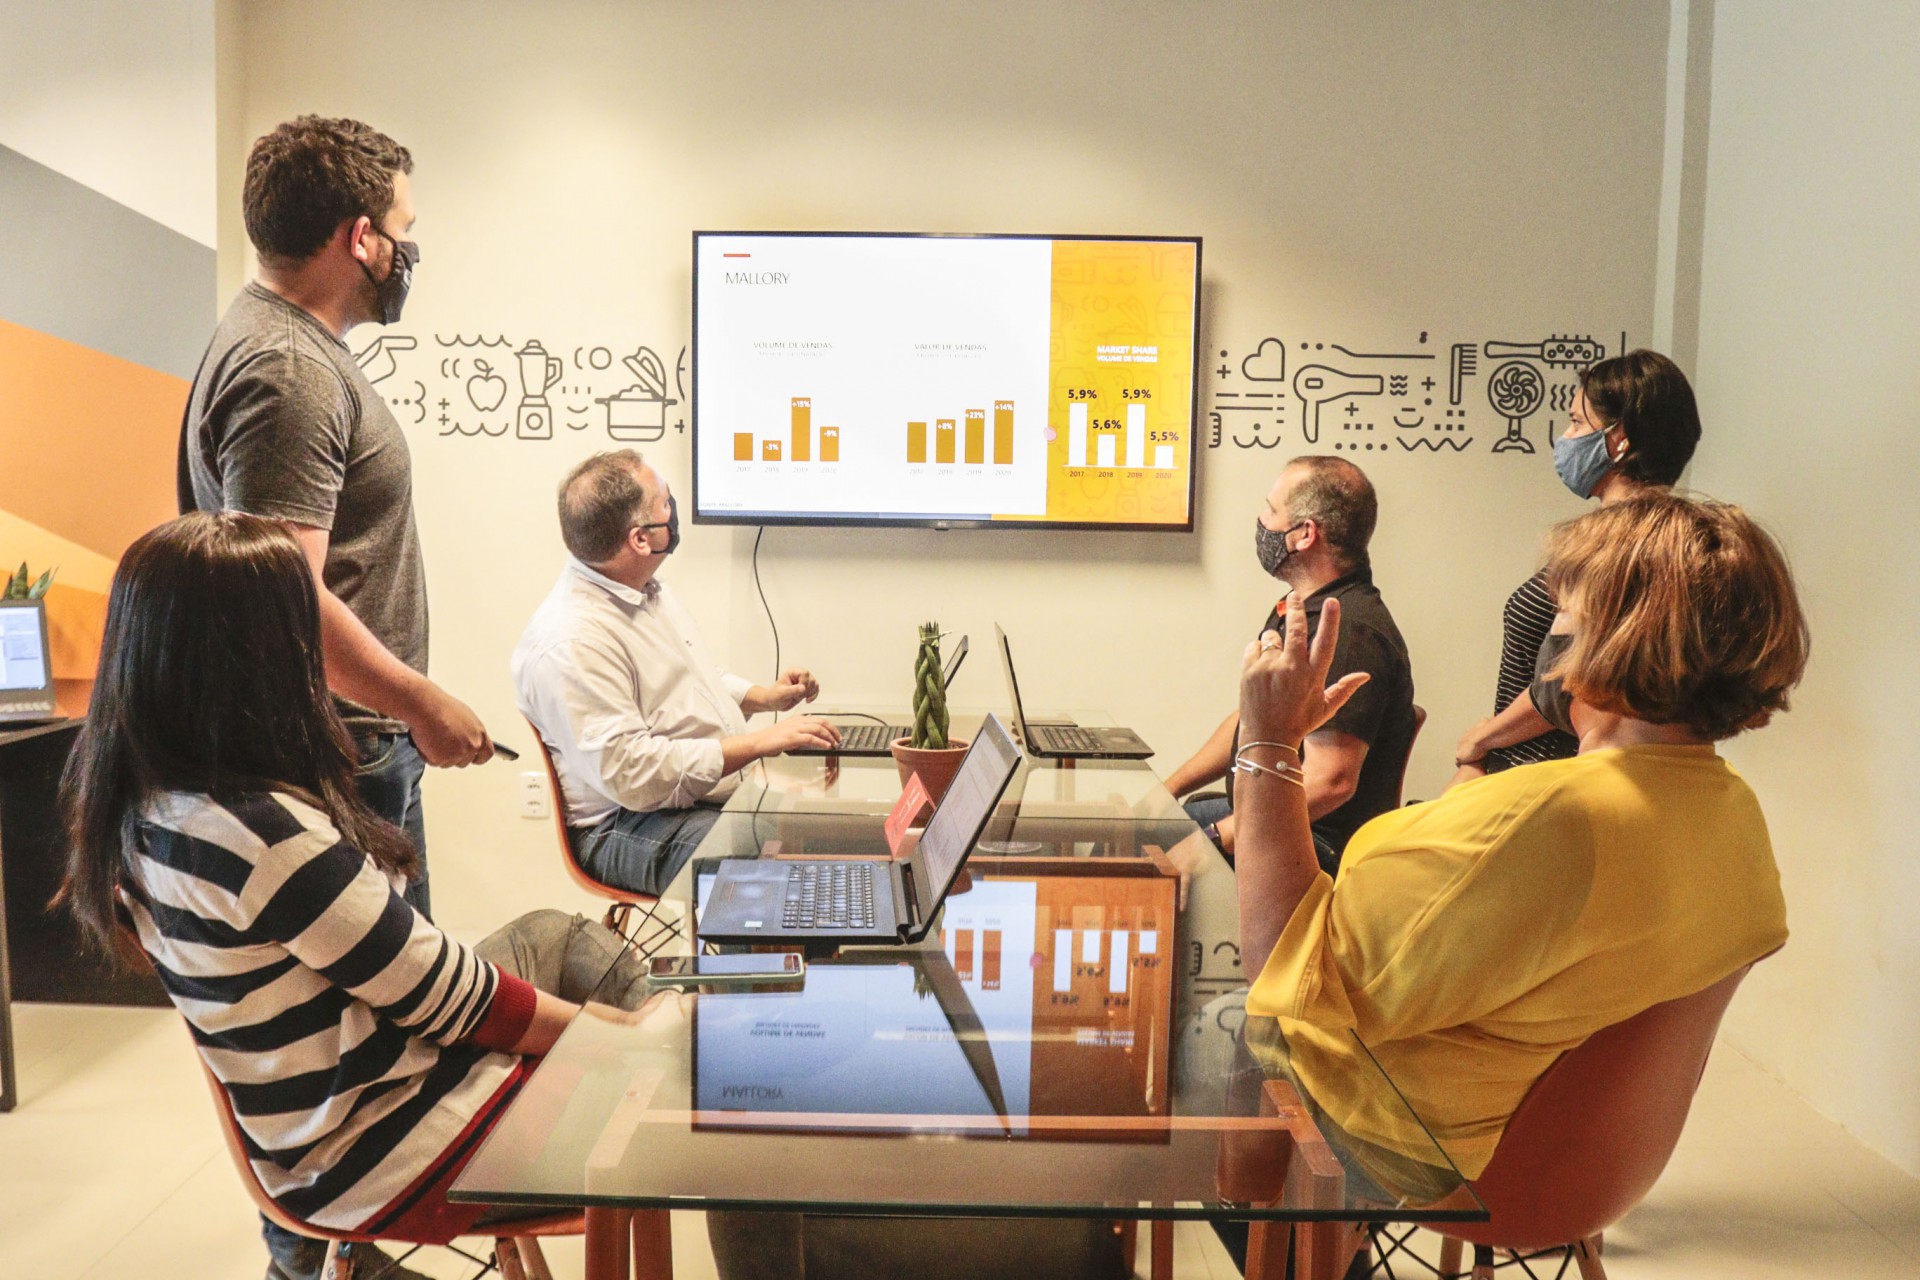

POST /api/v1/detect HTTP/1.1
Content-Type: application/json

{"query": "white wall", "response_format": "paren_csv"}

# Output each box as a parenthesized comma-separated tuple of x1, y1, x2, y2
(227, 0, 1673, 936)
(1689, 2, 1920, 1175)
(0, 0, 216, 247)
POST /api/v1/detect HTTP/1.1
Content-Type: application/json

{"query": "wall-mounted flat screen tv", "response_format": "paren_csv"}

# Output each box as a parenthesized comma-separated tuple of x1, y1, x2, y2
(692, 231, 1201, 531)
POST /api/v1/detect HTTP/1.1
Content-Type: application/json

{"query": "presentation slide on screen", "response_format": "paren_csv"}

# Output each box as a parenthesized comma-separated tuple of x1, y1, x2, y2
(693, 234, 1198, 526)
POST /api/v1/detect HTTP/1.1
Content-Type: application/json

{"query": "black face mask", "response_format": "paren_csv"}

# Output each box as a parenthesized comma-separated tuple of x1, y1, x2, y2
(1530, 631, 1577, 736)
(360, 227, 419, 325)
(638, 495, 680, 556)
(1256, 519, 1305, 579)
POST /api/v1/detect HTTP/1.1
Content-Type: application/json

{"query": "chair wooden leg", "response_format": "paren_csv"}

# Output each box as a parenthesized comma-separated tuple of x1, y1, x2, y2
(632, 1208, 673, 1280)
(495, 1237, 530, 1280)
(518, 1236, 557, 1280)
(1150, 1219, 1174, 1280)
(1245, 1223, 1284, 1280)
(1573, 1235, 1608, 1280)
(1437, 1236, 1463, 1278)
(319, 1241, 356, 1280)
(585, 1207, 633, 1280)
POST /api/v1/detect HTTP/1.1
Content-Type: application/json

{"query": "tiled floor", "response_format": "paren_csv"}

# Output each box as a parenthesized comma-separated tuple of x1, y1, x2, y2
(3, 1002, 1916, 1279)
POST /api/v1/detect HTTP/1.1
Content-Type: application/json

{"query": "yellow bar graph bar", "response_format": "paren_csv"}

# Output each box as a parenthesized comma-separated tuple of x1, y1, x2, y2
(790, 397, 811, 462)
(935, 419, 956, 464)
(993, 401, 1014, 465)
(733, 433, 753, 461)
(761, 440, 782, 461)
(908, 421, 927, 463)
(821, 426, 840, 462)
(964, 409, 985, 464)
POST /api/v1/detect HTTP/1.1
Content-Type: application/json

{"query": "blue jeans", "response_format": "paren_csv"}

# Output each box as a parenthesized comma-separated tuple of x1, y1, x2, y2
(1183, 793, 1343, 876)
(574, 804, 721, 897)
(354, 731, 430, 918)
(263, 731, 429, 1278)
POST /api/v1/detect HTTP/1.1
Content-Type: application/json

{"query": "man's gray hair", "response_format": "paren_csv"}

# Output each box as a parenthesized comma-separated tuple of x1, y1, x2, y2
(558, 450, 652, 564)
(1284, 456, 1377, 571)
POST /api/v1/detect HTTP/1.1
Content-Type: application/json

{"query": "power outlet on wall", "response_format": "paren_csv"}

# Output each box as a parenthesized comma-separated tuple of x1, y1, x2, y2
(518, 772, 550, 820)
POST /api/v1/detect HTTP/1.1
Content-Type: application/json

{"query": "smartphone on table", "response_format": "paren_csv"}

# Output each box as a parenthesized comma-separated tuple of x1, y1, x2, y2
(647, 952, 805, 990)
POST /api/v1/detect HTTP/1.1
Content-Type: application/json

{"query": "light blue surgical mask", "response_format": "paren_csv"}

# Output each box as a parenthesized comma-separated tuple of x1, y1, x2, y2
(1553, 429, 1616, 499)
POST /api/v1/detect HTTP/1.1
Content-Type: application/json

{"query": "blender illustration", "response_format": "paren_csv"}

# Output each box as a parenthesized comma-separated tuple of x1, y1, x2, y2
(515, 339, 563, 440)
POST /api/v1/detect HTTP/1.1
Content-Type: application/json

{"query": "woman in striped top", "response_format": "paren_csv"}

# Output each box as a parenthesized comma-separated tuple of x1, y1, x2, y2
(1449, 350, 1703, 787)
(60, 512, 656, 1274)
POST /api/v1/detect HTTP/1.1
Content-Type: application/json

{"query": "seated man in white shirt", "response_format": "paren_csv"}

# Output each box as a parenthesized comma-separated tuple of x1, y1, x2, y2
(513, 450, 840, 895)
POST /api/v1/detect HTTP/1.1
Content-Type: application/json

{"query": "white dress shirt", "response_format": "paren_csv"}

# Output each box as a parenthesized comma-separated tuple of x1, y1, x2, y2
(512, 559, 753, 827)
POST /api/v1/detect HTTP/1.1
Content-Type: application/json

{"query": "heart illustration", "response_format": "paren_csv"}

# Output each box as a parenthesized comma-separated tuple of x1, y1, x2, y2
(467, 359, 508, 412)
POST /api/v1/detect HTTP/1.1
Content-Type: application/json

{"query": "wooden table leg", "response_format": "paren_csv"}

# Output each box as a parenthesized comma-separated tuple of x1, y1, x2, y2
(632, 1208, 673, 1280)
(584, 1207, 633, 1280)
(1150, 1220, 1174, 1280)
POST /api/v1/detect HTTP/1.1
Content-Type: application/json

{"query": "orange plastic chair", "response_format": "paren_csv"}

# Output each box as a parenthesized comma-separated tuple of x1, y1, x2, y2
(525, 717, 681, 960)
(199, 1062, 591, 1280)
(1420, 961, 1761, 1279)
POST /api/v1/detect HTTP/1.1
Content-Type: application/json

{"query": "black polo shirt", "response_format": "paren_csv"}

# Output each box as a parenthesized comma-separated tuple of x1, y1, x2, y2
(1230, 564, 1418, 857)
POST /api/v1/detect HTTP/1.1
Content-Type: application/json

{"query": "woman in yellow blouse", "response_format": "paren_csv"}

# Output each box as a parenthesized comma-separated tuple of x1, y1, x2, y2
(1234, 493, 1807, 1178)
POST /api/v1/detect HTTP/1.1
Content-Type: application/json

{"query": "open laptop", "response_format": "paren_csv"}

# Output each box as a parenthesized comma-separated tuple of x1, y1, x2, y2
(698, 713, 1022, 945)
(0, 600, 59, 726)
(996, 625, 1152, 760)
(788, 634, 968, 757)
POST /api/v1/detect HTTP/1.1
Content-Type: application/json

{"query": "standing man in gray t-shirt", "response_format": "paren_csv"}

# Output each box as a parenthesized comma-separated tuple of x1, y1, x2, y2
(180, 117, 493, 927)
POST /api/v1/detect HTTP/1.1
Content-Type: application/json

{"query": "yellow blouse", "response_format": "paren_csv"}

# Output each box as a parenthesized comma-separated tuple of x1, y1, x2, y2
(1246, 744, 1787, 1178)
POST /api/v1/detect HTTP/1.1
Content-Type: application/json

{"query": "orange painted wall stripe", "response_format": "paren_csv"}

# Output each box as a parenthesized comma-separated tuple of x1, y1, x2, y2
(0, 315, 186, 560)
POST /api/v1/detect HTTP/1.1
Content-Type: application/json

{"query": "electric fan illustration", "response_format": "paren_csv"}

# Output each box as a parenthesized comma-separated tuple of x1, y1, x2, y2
(1486, 361, 1545, 454)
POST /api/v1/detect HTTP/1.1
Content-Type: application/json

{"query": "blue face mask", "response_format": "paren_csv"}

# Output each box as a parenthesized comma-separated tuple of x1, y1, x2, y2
(1553, 429, 1615, 499)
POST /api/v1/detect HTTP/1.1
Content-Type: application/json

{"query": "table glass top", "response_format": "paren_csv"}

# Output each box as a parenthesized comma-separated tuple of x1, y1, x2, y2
(453, 739, 1481, 1224)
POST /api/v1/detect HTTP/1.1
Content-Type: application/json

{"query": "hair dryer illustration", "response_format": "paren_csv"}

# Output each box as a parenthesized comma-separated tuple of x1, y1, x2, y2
(1292, 364, 1385, 444)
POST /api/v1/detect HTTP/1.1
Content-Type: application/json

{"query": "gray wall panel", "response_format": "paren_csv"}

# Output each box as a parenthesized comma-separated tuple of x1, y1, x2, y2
(0, 143, 215, 379)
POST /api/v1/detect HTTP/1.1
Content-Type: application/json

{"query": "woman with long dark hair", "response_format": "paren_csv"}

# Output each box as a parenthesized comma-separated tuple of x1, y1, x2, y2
(62, 512, 652, 1277)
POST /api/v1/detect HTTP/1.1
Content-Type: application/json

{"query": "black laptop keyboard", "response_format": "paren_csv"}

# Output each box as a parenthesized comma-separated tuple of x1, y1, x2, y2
(1033, 724, 1103, 753)
(782, 862, 878, 930)
(829, 723, 909, 753)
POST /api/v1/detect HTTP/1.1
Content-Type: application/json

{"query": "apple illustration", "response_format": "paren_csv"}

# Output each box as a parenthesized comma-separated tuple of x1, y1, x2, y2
(467, 359, 508, 412)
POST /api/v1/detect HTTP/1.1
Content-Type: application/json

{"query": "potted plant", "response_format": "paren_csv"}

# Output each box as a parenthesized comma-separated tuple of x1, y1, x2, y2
(4, 562, 55, 599)
(888, 621, 971, 804)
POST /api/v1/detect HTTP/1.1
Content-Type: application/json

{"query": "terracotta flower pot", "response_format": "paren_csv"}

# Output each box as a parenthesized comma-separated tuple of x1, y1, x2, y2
(888, 736, 971, 807)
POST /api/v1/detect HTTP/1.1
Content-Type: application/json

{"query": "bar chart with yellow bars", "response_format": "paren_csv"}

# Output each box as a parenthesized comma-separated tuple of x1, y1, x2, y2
(1032, 239, 1197, 525)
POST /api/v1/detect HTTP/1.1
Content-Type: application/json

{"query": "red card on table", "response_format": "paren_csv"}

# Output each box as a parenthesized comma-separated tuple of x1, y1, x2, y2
(884, 772, 933, 857)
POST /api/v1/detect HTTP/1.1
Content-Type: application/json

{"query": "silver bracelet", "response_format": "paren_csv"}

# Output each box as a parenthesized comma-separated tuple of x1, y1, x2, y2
(1231, 756, 1306, 788)
(1238, 738, 1302, 762)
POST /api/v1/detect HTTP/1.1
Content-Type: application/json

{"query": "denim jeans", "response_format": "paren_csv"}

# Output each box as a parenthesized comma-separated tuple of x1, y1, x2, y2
(574, 804, 721, 897)
(260, 911, 653, 1277)
(354, 731, 430, 918)
(1183, 794, 1343, 876)
(263, 731, 430, 1276)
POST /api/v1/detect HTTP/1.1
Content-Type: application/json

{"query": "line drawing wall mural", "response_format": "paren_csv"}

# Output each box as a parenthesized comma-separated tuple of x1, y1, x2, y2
(1206, 331, 1623, 457)
(353, 333, 687, 444)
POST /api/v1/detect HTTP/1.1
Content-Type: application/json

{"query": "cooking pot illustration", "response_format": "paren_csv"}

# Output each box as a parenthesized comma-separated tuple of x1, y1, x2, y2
(598, 346, 678, 441)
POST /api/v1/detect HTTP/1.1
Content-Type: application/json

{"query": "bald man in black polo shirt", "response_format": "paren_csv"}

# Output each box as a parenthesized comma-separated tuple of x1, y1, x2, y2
(1165, 455, 1417, 869)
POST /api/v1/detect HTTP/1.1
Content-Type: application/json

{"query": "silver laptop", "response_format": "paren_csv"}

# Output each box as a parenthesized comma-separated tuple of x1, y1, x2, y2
(0, 600, 59, 725)
(698, 714, 1022, 945)
(995, 624, 1152, 760)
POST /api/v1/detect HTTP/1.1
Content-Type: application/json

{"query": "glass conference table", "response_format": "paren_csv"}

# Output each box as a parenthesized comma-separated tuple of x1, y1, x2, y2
(453, 716, 1484, 1279)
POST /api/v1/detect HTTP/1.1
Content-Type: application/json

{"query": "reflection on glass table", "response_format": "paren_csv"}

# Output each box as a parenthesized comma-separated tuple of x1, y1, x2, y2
(451, 805, 1486, 1280)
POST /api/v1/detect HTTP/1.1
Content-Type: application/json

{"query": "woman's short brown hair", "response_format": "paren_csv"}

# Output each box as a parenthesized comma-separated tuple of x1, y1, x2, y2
(1543, 494, 1809, 739)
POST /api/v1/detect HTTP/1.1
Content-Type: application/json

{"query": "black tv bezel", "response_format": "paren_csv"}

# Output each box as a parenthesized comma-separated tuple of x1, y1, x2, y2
(690, 230, 1203, 533)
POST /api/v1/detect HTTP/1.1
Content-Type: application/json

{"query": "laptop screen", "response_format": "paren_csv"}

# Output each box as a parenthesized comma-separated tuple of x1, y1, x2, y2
(913, 714, 1021, 906)
(0, 602, 52, 693)
(993, 623, 1031, 741)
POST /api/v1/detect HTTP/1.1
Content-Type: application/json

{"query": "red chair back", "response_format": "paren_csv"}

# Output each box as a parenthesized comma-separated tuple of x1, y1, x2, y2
(1441, 962, 1756, 1251)
(524, 716, 659, 910)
